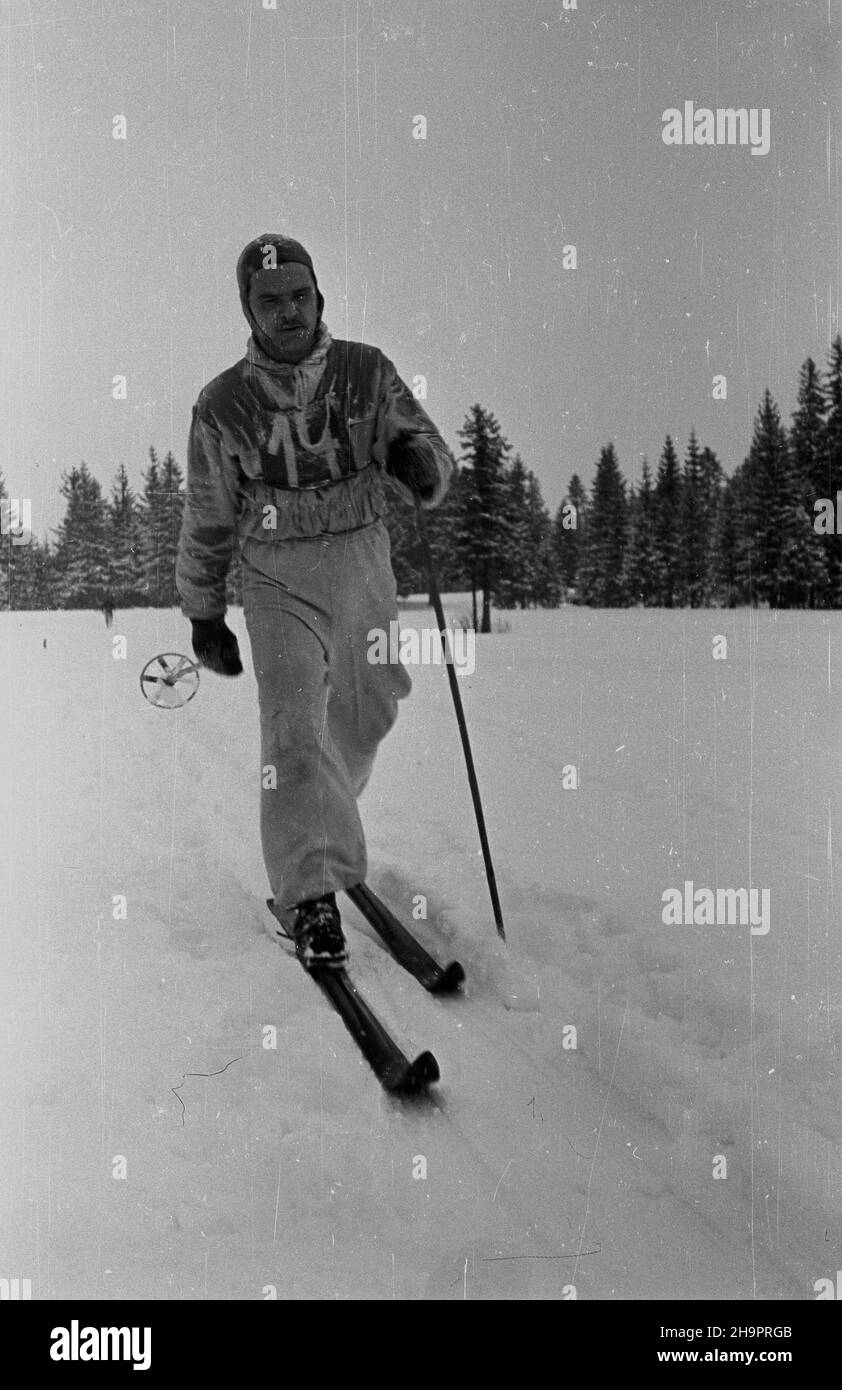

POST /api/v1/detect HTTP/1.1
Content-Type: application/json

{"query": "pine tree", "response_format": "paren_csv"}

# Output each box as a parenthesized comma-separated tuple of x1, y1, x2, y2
(0, 468, 9, 608)
(455, 404, 512, 631)
(789, 358, 829, 606)
(381, 467, 466, 602)
(140, 448, 185, 607)
(652, 435, 682, 607)
(159, 451, 186, 608)
(107, 464, 146, 608)
(10, 535, 55, 609)
(578, 443, 628, 606)
(525, 469, 561, 607)
(771, 482, 826, 607)
(425, 467, 468, 596)
(792, 357, 828, 497)
(553, 473, 587, 599)
(767, 418, 825, 608)
(732, 451, 764, 607)
(711, 474, 741, 607)
(623, 459, 658, 605)
(139, 449, 164, 606)
(51, 463, 110, 607)
(823, 336, 842, 604)
(494, 454, 532, 608)
(699, 447, 724, 605)
(794, 353, 833, 603)
(678, 430, 707, 607)
(735, 391, 793, 607)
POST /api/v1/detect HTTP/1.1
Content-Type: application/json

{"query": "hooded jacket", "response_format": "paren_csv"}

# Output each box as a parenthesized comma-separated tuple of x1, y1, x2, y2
(175, 242, 455, 621)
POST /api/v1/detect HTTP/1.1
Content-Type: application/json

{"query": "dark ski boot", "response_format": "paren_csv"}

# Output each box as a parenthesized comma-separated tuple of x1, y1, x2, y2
(290, 892, 348, 971)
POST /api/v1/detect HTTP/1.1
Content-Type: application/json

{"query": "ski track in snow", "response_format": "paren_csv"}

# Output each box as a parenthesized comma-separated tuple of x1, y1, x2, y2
(0, 604, 839, 1299)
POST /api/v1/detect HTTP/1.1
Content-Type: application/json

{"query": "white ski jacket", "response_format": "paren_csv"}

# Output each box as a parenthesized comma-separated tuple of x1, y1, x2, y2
(175, 320, 454, 620)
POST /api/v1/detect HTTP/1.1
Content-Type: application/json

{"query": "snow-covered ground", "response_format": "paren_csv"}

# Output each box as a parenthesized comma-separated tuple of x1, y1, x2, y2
(1, 601, 840, 1300)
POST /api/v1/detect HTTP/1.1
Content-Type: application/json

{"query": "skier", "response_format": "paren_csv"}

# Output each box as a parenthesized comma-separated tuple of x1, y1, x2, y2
(175, 233, 454, 970)
(102, 593, 115, 628)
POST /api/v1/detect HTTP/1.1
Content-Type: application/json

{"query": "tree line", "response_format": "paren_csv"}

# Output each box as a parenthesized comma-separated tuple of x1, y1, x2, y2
(2, 337, 841, 624)
(0, 449, 185, 614)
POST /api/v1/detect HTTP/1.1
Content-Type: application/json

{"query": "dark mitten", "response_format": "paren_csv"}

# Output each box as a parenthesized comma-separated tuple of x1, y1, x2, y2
(385, 430, 439, 500)
(190, 617, 243, 677)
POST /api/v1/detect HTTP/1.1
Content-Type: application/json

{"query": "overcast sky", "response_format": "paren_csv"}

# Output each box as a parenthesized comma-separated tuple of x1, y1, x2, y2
(2, 0, 839, 540)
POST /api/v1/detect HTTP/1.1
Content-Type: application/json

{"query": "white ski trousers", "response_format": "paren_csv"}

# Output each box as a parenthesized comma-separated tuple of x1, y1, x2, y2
(241, 518, 412, 908)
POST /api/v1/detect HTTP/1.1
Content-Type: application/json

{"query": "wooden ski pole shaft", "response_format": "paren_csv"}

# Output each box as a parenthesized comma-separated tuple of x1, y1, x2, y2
(413, 493, 506, 941)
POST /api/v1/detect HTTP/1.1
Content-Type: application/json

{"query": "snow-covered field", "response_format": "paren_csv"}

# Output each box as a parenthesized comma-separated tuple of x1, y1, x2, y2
(1, 601, 840, 1300)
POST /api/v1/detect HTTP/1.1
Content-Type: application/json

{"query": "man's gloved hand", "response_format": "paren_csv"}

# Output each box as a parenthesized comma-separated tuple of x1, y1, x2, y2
(385, 430, 439, 500)
(190, 617, 243, 677)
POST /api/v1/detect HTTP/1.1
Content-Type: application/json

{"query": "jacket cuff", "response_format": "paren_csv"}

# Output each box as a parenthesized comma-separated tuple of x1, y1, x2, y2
(384, 455, 452, 511)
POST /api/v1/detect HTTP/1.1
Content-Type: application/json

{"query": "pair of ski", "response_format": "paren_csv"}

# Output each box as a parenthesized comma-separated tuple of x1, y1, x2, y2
(266, 883, 464, 1097)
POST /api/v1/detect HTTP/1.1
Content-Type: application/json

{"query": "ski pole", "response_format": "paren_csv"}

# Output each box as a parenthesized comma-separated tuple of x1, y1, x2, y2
(412, 493, 506, 941)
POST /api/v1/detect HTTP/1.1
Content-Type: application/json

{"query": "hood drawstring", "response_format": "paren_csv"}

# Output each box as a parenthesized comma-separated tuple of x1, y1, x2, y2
(244, 320, 333, 405)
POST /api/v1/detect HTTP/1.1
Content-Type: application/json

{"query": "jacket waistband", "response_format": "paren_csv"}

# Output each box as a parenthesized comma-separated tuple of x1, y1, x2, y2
(238, 463, 388, 543)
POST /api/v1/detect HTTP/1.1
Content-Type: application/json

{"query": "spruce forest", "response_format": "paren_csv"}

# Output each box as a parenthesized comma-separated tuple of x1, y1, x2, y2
(3, 338, 842, 627)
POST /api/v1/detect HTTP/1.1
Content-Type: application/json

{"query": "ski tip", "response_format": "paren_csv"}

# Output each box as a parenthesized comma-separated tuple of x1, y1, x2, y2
(429, 961, 466, 994)
(414, 1050, 440, 1085)
(386, 1050, 440, 1096)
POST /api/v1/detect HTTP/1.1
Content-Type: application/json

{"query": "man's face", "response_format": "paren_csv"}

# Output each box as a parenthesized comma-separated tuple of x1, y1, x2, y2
(248, 263, 320, 362)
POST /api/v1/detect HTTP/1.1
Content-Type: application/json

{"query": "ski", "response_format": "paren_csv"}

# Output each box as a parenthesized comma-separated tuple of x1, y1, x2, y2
(345, 882, 466, 995)
(265, 899, 439, 1096)
(310, 969, 440, 1095)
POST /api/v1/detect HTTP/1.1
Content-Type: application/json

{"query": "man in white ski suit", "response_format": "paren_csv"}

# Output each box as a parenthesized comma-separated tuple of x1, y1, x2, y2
(175, 233, 454, 940)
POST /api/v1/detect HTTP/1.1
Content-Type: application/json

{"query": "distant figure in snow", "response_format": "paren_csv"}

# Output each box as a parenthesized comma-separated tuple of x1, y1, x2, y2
(175, 232, 454, 970)
(102, 594, 115, 628)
